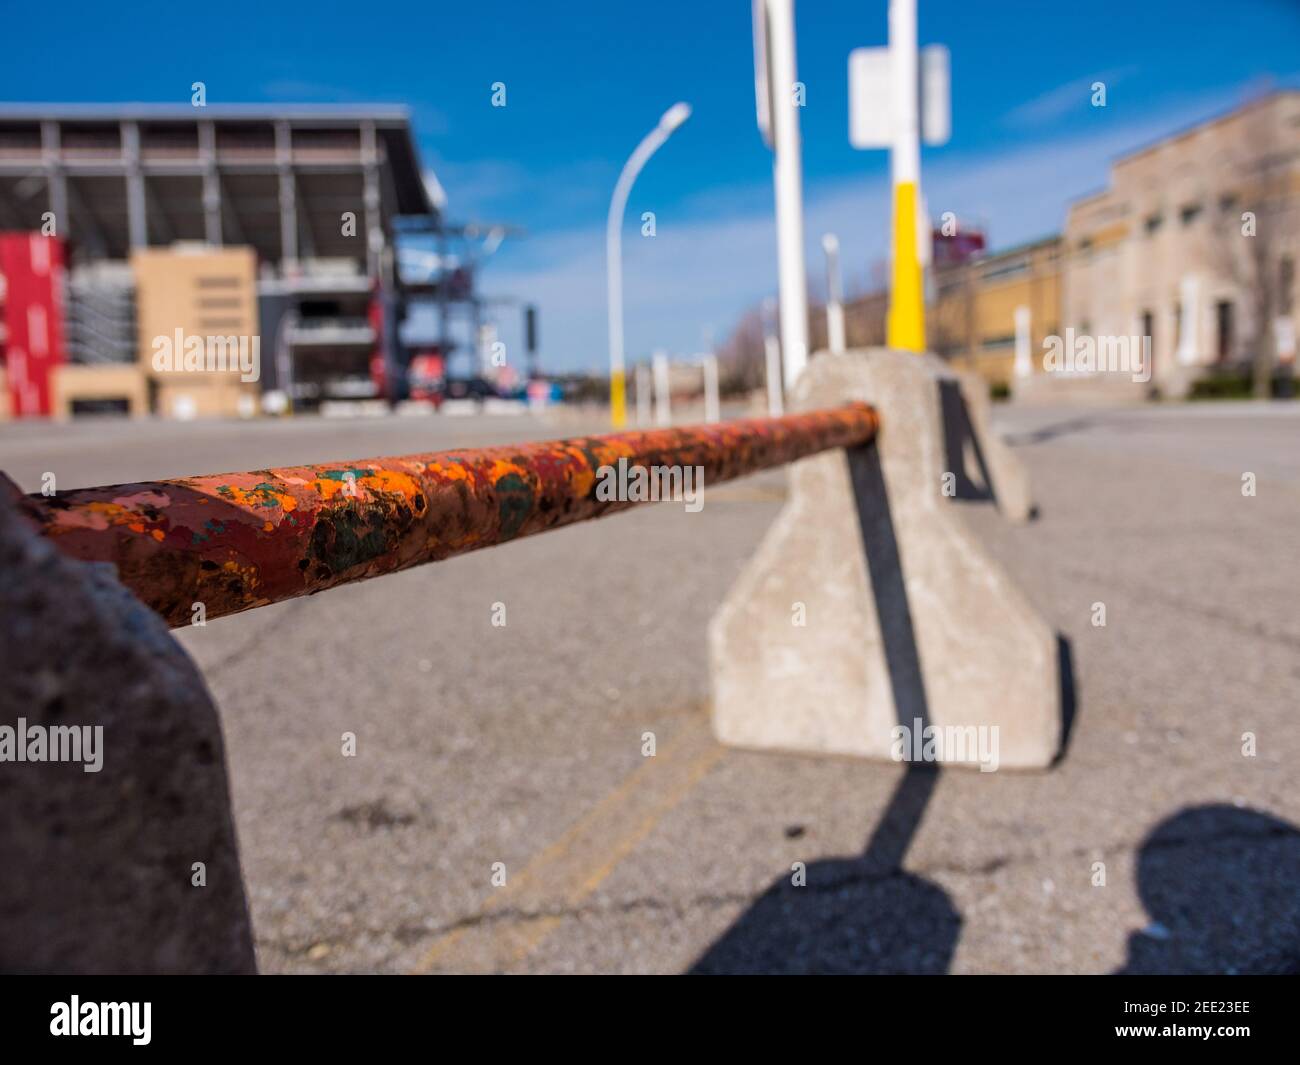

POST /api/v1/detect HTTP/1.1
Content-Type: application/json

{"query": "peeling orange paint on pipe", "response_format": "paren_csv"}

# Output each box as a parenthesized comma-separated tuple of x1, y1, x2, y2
(15, 404, 879, 628)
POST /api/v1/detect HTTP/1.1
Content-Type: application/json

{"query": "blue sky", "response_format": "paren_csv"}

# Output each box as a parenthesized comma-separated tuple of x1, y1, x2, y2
(4, 0, 1299, 371)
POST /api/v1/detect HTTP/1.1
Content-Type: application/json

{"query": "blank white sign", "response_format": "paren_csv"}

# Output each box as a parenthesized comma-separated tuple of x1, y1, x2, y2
(849, 42, 950, 149)
(920, 44, 950, 146)
(849, 46, 892, 149)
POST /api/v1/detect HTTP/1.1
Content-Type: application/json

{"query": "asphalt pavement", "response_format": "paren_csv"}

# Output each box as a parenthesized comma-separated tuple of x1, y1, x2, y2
(2, 400, 1297, 974)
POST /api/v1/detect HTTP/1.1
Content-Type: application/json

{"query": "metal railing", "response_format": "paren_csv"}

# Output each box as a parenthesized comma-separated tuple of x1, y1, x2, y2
(17, 404, 880, 627)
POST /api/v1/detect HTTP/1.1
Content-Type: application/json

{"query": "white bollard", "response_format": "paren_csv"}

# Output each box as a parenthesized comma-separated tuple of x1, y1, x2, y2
(764, 335, 784, 416)
(1013, 305, 1032, 378)
(636, 363, 653, 426)
(653, 351, 671, 427)
(823, 233, 847, 356)
(702, 354, 720, 424)
(1177, 274, 1201, 366)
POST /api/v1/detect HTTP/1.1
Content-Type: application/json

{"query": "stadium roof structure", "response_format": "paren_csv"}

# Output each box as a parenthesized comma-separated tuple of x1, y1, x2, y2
(0, 104, 438, 268)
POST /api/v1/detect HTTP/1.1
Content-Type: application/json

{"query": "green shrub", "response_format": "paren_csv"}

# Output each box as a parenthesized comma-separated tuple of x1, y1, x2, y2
(1189, 371, 1253, 400)
(1188, 370, 1299, 400)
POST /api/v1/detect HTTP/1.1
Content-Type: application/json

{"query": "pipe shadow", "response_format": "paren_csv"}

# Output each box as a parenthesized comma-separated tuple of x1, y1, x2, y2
(1001, 414, 1103, 448)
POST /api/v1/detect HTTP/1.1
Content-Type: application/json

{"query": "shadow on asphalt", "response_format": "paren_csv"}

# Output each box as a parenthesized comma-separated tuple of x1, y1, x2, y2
(1000, 414, 1104, 448)
(691, 393, 1298, 975)
(690, 789, 1300, 975)
(1054, 635, 1079, 766)
(1116, 805, 1300, 975)
(689, 764, 959, 974)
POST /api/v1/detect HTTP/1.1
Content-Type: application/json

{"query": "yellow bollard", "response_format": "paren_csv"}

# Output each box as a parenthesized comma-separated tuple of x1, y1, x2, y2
(610, 369, 627, 428)
(887, 180, 926, 352)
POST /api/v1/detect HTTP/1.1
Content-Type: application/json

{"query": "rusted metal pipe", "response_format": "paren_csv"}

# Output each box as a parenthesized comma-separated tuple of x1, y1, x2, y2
(15, 404, 879, 627)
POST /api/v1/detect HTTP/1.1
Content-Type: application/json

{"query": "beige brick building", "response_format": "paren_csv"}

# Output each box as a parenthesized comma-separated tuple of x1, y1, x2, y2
(133, 245, 261, 418)
(1060, 91, 1300, 395)
(931, 235, 1062, 387)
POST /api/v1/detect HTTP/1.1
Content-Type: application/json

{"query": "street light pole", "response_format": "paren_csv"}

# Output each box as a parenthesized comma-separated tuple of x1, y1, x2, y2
(606, 102, 692, 427)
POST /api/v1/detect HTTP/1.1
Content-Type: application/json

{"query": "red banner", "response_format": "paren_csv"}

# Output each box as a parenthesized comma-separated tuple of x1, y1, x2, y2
(1, 232, 67, 417)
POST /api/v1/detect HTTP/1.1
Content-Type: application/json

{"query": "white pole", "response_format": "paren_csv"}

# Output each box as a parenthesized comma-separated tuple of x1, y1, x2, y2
(890, 0, 920, 218)
(822, 232, 846, 355)
(1177, 274, 1200, 366)
(764, 0, 810, 390)
(607, 103, 692, 427)
(886, 0, 926, 351)
(762, 297, 784, 416)
(702, 354, 720, 423)
(764, 337, 784, 415)
(653, 350, 671, 427)
(636, 363, 653, 425)
(1013, 305, 1032, 378)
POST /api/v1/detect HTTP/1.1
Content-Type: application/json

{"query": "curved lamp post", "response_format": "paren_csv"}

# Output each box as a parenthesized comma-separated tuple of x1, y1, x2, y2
(606, 102, 692, 427)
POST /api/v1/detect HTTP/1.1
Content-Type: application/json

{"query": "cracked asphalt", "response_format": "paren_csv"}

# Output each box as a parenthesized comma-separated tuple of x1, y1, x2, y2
(2, 399, 1297, 974)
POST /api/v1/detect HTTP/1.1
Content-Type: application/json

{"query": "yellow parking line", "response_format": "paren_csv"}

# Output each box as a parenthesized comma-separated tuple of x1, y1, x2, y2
(411, 713, 722, 973)
(509, 741, 726, 965)
(571, 745, 724, 900)
(706, 485, 788, 503)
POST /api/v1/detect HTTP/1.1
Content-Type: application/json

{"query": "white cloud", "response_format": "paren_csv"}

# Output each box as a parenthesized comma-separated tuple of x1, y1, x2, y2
(1002, 66, 1139, 129)
(431, 156, 614, 224)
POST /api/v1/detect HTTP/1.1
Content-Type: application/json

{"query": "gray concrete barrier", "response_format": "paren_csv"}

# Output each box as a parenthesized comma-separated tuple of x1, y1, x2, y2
(710, 348, 1062, 769)
(0, 479, 256, 974)
(953, 369, 1034, 522)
